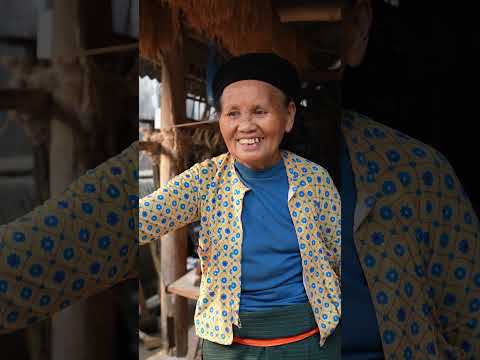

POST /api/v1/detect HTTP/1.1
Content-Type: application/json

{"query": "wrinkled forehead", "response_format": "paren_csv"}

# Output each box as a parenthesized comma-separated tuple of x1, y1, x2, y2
(219, 80, 287, 108)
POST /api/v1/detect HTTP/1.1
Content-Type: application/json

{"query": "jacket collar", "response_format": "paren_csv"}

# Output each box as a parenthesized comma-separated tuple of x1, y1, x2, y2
(226, 150, 305, 202)
(280, 150, 305, 201)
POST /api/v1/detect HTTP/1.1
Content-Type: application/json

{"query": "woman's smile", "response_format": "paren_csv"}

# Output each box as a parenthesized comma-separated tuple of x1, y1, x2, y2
(237, 137, 264, 151)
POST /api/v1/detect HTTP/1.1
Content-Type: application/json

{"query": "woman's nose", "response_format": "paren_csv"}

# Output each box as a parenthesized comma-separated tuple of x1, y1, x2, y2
(237, 113, 256, 132)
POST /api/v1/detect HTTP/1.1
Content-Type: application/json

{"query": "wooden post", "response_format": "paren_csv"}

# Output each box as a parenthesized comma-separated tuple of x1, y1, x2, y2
(49, 2, 89, 360)
(158, 9, 189, 356)
(50, 1, 117, 360)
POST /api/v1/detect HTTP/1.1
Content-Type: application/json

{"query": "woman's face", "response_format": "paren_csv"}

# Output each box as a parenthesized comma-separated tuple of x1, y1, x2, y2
(218, 80, 296, 170)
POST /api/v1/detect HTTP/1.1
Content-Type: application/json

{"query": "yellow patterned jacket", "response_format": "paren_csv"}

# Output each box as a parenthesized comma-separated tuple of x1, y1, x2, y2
(0, 143, 138, 334)
(2, 111, 478, 358)
(343, 111, 480, 359)
(139, 150, 342, 346)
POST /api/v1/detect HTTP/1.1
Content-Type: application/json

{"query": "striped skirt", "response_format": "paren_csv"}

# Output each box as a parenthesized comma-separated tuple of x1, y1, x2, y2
(202, 302, 340, 360)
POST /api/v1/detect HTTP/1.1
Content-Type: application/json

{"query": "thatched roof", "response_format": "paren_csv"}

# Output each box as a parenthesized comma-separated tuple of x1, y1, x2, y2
(140, 0, 346, 75)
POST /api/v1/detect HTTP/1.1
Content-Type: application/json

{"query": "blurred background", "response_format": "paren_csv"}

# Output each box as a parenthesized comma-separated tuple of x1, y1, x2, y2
(342, 1, 480, 215)
(2, 0, 479, 359)
(0, 1, 138, 359)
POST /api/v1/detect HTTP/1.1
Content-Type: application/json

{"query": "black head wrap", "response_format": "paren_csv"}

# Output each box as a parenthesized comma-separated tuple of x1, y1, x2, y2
(212, 52, 301, 110)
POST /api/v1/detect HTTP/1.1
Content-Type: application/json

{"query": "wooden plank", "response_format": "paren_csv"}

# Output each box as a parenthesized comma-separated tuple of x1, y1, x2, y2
(276, 2, 343, 23)
(173, 119, 217, 129)
(167, 269, 200, 301)
(139, 330, 163, 350)
(77, 43, 138, 57)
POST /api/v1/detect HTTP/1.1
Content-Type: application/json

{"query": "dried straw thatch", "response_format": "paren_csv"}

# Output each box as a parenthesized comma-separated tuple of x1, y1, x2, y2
(164, 0, 274, 53)
(141, 0, 309, 70)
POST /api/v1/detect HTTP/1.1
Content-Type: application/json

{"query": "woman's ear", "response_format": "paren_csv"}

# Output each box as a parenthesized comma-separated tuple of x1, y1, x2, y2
(343, 0, 373, 67)
(285, 101, 296, 133)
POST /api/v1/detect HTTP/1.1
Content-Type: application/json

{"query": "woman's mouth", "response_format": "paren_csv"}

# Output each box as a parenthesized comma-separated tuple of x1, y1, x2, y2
(237, 137, 264, 151)
(238, 137, 262, 145)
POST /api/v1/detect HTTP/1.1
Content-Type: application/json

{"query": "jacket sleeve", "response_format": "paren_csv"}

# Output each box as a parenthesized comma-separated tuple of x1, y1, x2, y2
(428, 156, 480, 358)
(0, 142, 138, 334)
(139, 163, 202, 244)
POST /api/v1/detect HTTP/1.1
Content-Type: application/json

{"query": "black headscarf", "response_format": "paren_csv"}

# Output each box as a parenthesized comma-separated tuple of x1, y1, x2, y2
(211, 52, 301, 109)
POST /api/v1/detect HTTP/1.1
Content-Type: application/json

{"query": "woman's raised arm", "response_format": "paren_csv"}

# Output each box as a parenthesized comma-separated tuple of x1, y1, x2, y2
(139, 163, 202, 244)
(0, 142, 138, 334)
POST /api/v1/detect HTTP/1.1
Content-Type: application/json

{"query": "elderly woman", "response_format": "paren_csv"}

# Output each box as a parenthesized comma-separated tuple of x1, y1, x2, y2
(139, 53, 341, 359)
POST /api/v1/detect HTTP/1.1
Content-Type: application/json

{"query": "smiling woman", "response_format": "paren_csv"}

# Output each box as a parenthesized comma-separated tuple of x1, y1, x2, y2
(139, 52, 341, 360)
(218, 80, 295, 171)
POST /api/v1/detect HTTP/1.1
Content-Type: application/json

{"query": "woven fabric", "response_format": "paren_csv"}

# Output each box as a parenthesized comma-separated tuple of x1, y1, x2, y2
(202, 302, 341, 360)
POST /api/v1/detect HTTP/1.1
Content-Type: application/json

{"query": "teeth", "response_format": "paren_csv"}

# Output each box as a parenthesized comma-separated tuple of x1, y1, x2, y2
(239, 138, 261, 145)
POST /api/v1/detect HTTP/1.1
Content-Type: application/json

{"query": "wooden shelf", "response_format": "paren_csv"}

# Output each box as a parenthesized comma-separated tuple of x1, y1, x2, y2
(167, 269, 200, 300)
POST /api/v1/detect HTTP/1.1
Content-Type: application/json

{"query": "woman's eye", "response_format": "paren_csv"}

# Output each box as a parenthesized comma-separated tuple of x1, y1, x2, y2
(227, 111, 239, 117)
(254, 109, 266, 115)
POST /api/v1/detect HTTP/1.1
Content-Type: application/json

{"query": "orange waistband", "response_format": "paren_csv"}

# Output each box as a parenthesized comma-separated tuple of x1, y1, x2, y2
(232, 326, 319, 347)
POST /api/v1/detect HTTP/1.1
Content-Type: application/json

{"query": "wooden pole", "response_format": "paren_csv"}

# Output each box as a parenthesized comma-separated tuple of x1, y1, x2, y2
(158, 10, 189, 356)
(49, 2, 89, 360)
(50, 1, 118, 359)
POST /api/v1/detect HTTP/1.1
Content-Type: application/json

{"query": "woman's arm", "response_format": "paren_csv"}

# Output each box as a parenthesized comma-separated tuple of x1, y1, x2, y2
(139, 163, 202, 244)
(0, 142, 138, 334)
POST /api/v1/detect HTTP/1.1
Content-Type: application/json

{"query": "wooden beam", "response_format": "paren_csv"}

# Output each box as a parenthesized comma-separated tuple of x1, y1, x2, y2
(51, 1, 117, 360)
(276, 2, 344, 23)
(75, 43, 138, 58)
(158, 7, 189, 356)
(172, 119, 217, 129)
